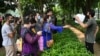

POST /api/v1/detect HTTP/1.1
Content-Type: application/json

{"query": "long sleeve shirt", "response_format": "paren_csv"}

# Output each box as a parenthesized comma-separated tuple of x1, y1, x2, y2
(21, 27, 40, 56)
(42, 22, 63, 49)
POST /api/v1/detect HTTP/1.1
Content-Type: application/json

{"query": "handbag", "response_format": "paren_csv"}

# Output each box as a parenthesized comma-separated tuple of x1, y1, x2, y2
(16, 38, 22, 52)
(16, 27, 28, 52)
(46, 33, 54, 48)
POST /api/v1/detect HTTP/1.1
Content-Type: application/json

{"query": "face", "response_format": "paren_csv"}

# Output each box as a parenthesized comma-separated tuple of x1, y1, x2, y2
(47, 17, 51, 23)
(87, 12, 89, 16)
(37, 13, 41, 19)
(27, 23, 32, 28)
(86, 12, 90, 19)
(47, 11, 53, 16)
(8, 16, 14, 23)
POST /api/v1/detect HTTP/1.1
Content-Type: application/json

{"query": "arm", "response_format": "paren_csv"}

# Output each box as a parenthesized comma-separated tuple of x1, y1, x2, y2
(94, 26, 99, 37)
(74, 16, 88, 28)
(25, 33, 40, 44)
(6, 26, 14, 38)
(50, 23, 63, 32)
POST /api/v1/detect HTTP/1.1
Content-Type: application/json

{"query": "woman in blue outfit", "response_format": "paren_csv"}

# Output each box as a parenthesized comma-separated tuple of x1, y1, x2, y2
(42, 9, 70, 49)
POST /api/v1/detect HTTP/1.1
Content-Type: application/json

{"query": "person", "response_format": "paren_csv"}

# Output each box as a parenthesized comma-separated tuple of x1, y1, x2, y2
(21, 17, 42, 56)
(45, 9, 57, 34)
(1, 14, 16, 56)
(34, 12, 42, 31)
(74, 9, 99, 54)
(14, 17, 22, 41)
(34, 12, 44, 52)
(0, 15, 3, 47)
(42, 11, 70, 49)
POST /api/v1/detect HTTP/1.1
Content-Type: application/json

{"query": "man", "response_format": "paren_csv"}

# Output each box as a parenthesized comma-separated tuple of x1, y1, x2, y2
(1, 14, 16, 56)
(74, 9, 99, 54)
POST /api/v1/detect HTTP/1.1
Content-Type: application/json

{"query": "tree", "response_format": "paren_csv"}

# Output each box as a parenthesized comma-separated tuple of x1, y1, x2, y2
(59, 0, 100, 19)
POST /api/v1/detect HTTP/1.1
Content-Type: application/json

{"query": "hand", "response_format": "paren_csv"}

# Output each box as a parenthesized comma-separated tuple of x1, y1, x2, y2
(63, 25, 71, 28)
(37, 31, 42, 36)
(74, 16, 81, 22)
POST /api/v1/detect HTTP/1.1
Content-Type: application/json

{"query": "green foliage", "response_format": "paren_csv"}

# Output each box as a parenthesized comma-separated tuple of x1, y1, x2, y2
(42, 29, 93, 56)
(0, 47, 5, 56)
(19, 0, 58, 13)
(59, 0, 100, 15)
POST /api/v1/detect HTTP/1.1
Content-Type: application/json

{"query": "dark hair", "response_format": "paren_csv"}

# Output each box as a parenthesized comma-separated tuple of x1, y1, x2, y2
(88, 9, 95, 17)
(43, 15, 49, 23)
(30, 18, 36, 24)
(45, 9, 53, 14)
(14, 17, 20, 23)
(5, 14, 12, 19)
(24, 17, 30, 24)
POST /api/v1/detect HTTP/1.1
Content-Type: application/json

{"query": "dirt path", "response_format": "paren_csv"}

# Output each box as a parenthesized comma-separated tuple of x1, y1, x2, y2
(69, 26, 100, 56)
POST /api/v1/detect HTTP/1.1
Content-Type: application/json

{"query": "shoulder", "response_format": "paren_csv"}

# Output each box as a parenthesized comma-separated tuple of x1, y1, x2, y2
(91, 18, 97, 23)
(2, 23, 10, 29)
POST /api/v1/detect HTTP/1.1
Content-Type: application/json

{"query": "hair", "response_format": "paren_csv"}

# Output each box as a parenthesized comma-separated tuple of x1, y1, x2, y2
(5, 14, 12, 19)
(14, 17, 20, 23)
(88, 9, 95, 17)
(45, 9, 53, 14)
(23, 17, 31, 24)
(30, 18, 36, 24)
(43, 15, 49, 23)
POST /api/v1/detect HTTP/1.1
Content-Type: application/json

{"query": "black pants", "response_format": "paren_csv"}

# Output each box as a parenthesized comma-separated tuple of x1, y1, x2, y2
(85, 42, 94, 54)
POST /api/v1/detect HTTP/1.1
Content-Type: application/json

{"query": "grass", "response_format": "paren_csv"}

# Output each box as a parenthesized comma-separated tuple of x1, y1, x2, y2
(0, 47, 5, 56)
(0, 29, 93, 56)
(41, 20, 93, 56)
(42, 29, 93, 56)
(0, 20, 96, 56)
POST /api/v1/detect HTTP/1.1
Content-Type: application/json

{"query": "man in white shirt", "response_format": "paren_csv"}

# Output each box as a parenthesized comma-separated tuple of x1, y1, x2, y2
(1, 14, 16, 56)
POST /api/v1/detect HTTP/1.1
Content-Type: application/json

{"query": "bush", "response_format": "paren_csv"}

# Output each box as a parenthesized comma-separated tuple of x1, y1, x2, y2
(42, 20, 93, 56)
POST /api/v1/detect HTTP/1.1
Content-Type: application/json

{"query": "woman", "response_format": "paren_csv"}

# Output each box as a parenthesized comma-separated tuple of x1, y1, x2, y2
(42, 9, 70, 49)
(21, 17, 42, 56)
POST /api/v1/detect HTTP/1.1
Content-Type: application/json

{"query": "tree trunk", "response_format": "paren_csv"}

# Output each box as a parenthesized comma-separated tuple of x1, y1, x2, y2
(18, 0, 23, 23)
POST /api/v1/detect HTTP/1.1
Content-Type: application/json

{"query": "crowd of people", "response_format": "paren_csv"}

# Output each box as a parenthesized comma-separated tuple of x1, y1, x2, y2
(1, 9, 70, 56)
(0, 9, 99, 56)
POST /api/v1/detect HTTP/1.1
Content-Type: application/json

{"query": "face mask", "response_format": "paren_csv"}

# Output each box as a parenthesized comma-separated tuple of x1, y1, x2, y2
(38, 16, 41, 19)
(9, 20, 14, 23)
(47, 17, 51, 23)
